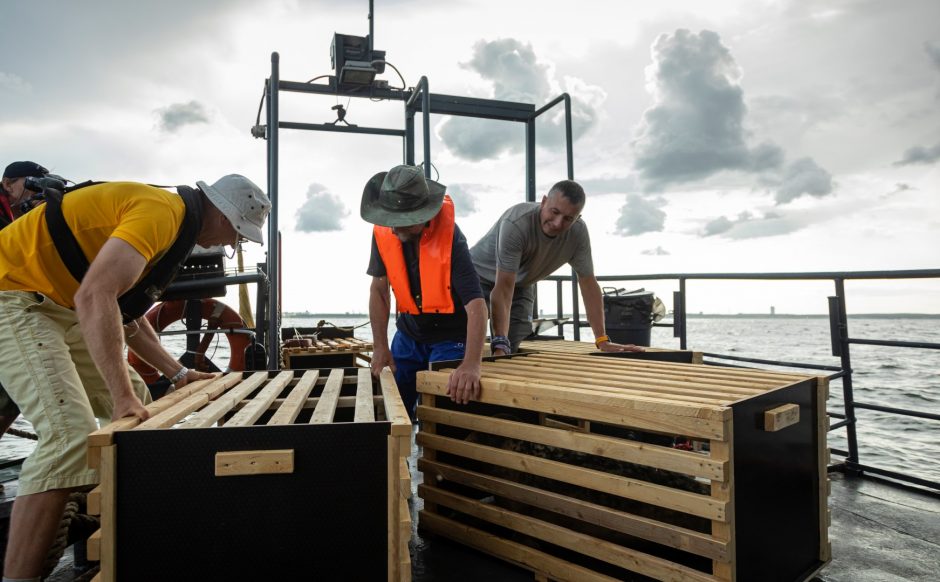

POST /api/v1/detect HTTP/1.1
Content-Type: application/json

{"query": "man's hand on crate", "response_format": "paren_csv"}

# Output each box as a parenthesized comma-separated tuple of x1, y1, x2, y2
(446, 361, 481, 405)
(596, 339, 645, 353)
(371, 345, 396, 376)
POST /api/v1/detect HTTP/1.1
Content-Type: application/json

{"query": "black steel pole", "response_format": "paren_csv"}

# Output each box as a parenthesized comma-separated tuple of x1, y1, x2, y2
(404, 104, 415, 165)
(677, 279, 687, 349)
(571, 270, 580, 341)
(564, 94, 573, 180)
(834, 278, 860, 469)
(267, 53, 280, 370)
(556, 280, 564, 338)
(525, 120, 536, 202)
(405, 77, 431, 176)
(368, 0, 374, 55)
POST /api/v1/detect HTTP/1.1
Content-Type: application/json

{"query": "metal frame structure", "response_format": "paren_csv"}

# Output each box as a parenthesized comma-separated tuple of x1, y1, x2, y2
(260, 52, 574, 368)
(543, 268, 940, 491)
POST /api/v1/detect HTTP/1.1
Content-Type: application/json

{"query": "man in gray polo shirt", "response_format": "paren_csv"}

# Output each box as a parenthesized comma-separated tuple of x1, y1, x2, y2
(470, 179, 643, 355)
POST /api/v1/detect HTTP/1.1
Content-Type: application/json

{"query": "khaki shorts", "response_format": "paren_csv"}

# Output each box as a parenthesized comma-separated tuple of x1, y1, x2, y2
(0, 291, 150, 495)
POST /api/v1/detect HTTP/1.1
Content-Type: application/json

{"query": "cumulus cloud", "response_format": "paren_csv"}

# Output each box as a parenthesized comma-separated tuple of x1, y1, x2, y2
(614, 194, 666, 236)
(926, 41, 940, 71)
(295, 183, 349, 232)
(702, 209, 809, 239)
(773, 157, 834, 204)
(893, 142, 940, 166)
(437, 38, 605, 161)
(641, 246, 670, 256)
(632, 29, 785, 190)
(703, 216, 734, 237)
(447, 183, 483, 217)
(155, 100, 210, 133)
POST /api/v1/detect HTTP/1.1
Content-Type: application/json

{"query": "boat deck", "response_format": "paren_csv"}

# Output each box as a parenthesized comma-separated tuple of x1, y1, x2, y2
(29, 436, 940, 581)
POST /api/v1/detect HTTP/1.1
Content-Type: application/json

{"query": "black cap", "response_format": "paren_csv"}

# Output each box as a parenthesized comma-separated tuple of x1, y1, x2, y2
(3, 161, 49, 180)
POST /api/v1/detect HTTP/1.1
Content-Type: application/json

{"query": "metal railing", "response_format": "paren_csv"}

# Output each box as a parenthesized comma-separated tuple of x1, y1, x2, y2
(542, 268, 940, 491)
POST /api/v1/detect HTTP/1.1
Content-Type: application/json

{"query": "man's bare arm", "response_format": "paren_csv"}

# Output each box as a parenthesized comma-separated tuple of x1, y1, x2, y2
(125, 317, 214, 389)
(578, 274, 643, 353)
(74, 238, 151, 421)
(369, 276, 395, 375)
(489, 269, 517, 353)
(447, 297, 487, 404)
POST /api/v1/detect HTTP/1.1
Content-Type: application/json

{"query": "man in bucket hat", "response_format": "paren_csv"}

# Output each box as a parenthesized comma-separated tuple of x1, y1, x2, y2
(0, 174, 270, 580)
(362, 164, 487, 420)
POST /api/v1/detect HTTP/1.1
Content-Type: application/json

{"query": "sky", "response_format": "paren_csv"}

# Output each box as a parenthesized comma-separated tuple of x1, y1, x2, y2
(2, 0, 939, 315)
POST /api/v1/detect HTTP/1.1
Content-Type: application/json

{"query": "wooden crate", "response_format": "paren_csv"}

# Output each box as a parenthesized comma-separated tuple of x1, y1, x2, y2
(518, 339, 703, 364)
(416, 353, 829, 582)
(282, 337, 374, 369)
(85, 368, 411, 582)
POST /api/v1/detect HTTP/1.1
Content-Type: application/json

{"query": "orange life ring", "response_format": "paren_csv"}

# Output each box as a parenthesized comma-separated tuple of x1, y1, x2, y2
(127, 299, 251, 384)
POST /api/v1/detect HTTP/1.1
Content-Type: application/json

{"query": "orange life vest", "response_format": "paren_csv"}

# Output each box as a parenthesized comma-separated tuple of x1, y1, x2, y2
(374, 196, 455, 315)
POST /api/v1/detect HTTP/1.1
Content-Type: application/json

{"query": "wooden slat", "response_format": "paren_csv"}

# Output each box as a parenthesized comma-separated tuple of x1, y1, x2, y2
(310, 368, 345, 424)
(421, 485, 718, 582)
(419, 458, 728, 561)
(525, 352, 810, 384)
(87, 375, 229, 467)
(379, 369, 412, 436)
(225, 371, 294, 427)
(418, 371, 729, 440)
(180, 372, 269, 429)
(764, 403, 800, 431)
(519, 340, 705, 363)
(399, 456, 412, 500)
(417, 405, 726, 481)
(214, 449, 294, 476)
(417, 432, 726, 521)
(268, 370, 320, 425)
(488, 358, 770, 396)
(419, 511, 622, 582)
(87, 529, 101, 560)
(88, 375, 227, 446)
(355, 368, 376, 422)
(100, 445, 116, 582)
(136, 373, 244, 430)
(479, 364, 745, 405)
(87, 486, 101, 516)
(711, 420, 736, 581)
(387, 435, 401, 582)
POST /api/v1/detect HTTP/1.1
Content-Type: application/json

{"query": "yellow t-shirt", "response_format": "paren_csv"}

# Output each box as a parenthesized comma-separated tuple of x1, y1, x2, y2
(0, 182, 186, 308)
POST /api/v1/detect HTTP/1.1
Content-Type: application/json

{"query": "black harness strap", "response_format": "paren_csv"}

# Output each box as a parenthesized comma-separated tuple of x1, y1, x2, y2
(44, 183, 204, 323)
(44, 188, 90, 285)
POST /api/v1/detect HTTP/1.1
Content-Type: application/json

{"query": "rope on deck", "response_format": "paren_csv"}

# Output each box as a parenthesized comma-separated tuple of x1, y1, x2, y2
(41, 490, 100, 580)
(4, 426, 37, 440)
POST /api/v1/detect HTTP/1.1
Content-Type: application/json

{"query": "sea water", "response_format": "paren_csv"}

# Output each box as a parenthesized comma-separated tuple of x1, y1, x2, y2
(2, 316, 937, 485)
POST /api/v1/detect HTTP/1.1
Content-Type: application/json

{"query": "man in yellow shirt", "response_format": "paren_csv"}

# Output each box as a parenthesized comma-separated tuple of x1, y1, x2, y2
(0, 174, 271, 581)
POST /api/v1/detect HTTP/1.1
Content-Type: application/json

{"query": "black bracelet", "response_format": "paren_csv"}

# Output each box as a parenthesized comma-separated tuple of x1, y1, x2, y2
(491, 335, 512, 353)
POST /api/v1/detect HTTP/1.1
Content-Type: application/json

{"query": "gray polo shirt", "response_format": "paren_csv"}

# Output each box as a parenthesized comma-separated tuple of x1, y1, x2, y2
(470, 202, 594, 287)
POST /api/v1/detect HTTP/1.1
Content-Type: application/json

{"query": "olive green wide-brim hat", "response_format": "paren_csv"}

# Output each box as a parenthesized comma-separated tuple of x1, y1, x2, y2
(360, 164, 446, 227)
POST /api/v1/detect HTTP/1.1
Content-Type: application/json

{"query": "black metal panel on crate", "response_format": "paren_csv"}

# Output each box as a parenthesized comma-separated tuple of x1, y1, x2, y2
(732, 379, 823, 582)
(113, 422, 390, 581)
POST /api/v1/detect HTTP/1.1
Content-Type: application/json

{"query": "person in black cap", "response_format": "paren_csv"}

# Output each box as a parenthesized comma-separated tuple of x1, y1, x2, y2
(0, 162, 51, 445)
(362, 164, 487, 420)
(1, 161, 49, 228)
